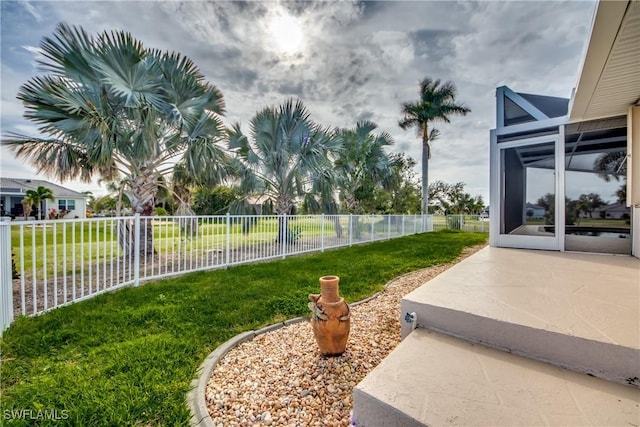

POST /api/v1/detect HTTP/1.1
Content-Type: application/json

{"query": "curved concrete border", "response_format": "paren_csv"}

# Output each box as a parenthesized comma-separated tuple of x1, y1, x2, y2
(187, 269, 429, 426)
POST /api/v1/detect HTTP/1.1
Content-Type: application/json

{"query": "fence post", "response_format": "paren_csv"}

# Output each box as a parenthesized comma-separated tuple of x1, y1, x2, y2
(0, 218, 13, 335)
(387, 215, 391, 240)
(371, 214, 374, 242)
(402, 214, 405, 236)
(225, 213, 230, 267)
(321, 214, 325, 252)
(133, 214, 141, 287)
(281, 214, 287, 259)
(349, 214, 353, 247)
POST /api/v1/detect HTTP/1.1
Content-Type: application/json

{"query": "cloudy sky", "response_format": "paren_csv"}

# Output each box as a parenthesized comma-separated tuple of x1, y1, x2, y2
(1, 0, 596, 201)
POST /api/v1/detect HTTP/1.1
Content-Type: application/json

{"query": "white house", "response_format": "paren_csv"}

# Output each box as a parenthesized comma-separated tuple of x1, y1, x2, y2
(0, 177, 87, 219)
(524, 203, 545, 219)
(593, 202, 631, 220)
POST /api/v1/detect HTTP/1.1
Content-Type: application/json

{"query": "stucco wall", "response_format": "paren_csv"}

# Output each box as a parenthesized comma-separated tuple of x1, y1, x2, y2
(44, 198, 86, 219)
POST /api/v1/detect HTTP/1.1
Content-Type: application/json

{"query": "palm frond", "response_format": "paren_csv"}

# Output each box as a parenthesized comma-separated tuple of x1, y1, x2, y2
(2, 133, 101, 182)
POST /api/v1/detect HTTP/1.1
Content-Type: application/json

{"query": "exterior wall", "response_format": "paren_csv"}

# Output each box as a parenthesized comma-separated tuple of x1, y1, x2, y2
(44, 198, 86, 219)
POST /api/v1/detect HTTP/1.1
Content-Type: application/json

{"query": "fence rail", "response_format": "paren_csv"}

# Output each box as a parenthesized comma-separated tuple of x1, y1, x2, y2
(0, 213, 486, 333)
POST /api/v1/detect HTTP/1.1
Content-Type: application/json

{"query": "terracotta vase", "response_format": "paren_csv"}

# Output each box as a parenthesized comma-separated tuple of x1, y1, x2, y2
(309, 275, 351, 356)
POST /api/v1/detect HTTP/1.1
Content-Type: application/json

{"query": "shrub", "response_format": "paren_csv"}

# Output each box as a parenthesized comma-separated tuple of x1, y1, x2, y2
(155, 207, 168, 216)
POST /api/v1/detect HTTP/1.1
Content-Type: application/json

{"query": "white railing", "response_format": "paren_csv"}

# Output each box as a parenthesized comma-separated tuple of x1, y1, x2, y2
(432, 214, 488, 233)
(1, 213, 448, 333)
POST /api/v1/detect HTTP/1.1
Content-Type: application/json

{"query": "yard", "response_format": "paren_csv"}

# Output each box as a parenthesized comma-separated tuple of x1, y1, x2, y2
(10, 215, 419, 273)
(0, 231, 487, 426)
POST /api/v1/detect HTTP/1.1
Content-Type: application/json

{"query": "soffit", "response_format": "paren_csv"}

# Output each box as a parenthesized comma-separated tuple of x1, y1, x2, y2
(569, 0, 640, 122)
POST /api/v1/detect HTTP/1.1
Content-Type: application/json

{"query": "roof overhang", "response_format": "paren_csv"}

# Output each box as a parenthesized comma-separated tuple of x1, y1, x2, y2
(568, 0, 640, 122)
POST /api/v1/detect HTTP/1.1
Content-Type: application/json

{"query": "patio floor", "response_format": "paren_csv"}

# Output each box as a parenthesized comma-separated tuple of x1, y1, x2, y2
(354, 247, 640, 426)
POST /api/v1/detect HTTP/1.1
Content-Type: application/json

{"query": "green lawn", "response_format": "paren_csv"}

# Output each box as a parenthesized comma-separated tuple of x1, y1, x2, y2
(0, 230, 487, 426)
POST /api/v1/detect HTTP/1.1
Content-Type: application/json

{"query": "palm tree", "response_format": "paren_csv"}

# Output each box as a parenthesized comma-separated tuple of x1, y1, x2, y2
(228, 99, 340, 242)
(333, 121, 394, 214)
(399, 77, 470, 214)
(25, 185, 55, 220)
(21, 195, 34, 220)
(3, 23, 229, 254)
(594, 151, 626, 182)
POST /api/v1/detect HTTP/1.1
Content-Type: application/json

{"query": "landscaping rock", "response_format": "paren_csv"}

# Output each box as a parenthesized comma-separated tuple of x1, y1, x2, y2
(206, 245, 485, 426)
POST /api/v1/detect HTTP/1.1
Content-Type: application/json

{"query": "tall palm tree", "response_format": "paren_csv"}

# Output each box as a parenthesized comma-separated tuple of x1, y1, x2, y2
(333, 121, 394, 214)
(228, 99, 340, 242)
(3, 23, 229, 254)
(399, 77, 470, 214)
(25, 185, 55, 220)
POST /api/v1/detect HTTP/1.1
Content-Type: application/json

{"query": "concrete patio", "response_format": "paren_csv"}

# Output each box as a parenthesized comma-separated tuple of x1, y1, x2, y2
(353, 247, 640, 426)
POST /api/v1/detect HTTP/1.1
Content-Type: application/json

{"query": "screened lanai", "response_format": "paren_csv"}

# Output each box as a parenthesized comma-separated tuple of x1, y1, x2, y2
(491, 95, 631, 254)
(489, 0, 639, 256)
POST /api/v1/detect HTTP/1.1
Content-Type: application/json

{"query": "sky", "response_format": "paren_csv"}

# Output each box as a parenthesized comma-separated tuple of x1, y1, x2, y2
(0, 0, 598, 202)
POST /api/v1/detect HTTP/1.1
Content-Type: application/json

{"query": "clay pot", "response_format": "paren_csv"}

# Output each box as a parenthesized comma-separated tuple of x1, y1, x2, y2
(309, 275, 351, 356)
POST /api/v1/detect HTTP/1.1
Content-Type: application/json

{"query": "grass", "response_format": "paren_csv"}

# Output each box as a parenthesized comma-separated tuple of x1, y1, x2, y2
(0, 230, 487, 426)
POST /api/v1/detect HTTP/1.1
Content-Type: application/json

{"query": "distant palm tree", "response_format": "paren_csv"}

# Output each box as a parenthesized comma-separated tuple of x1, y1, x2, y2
(3, 23, 228, 254)
(25, 185, 54, 220)
(333, 121, 394, 214)
(228, 99, 339, 242)
(399, 77, 470, 214)
(21, 195, 34, 220)
(594, 150, 627, 207)
(593, 151, 626, 182)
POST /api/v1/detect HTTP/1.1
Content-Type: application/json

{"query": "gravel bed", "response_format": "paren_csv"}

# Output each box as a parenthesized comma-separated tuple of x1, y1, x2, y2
(206, 245, 486, 426)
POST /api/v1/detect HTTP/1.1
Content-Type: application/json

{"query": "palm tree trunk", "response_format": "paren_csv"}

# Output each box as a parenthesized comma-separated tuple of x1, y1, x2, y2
(333, 217, 343, 238)
(126, 171, 158, 255)
(421, 135, 429, 215)
(275, 197, 293, 244)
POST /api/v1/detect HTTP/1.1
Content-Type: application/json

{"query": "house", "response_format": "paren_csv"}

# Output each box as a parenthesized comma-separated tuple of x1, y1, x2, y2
(0, 177, 87, 219)
(353, 1, 639, 425)
(593, 202, 631, 220)
(524, 203, 545, 219)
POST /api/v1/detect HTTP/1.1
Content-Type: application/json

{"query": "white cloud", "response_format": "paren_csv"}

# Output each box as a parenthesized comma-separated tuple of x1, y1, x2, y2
(18, 0, 41, 22)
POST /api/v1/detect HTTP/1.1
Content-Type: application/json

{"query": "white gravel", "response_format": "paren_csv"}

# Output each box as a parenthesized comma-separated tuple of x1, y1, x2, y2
(206, 245, 486, 426)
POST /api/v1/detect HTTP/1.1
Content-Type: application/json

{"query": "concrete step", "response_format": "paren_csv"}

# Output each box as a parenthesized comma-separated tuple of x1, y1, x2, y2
(353, 328, 640, 427)
(400, 248, 640, 386)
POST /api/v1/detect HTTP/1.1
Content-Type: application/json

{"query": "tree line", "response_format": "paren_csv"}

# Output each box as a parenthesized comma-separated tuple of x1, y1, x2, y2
(3, 23, 476, 223)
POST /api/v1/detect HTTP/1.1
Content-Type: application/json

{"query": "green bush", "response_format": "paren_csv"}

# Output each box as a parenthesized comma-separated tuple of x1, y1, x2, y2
(154, 207, 168, 216)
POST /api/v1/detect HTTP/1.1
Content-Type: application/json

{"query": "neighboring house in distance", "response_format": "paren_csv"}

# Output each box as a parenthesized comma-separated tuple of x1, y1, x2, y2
(525, 203, 545, 219)
(0, 177, 87, 219)
(594, 202, 631, 220)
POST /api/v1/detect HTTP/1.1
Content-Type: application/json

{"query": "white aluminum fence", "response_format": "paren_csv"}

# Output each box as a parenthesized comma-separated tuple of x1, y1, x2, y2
(432, 214, 488, 233)
(0, 213, 486, 333)
(0, 214, 436, 333)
